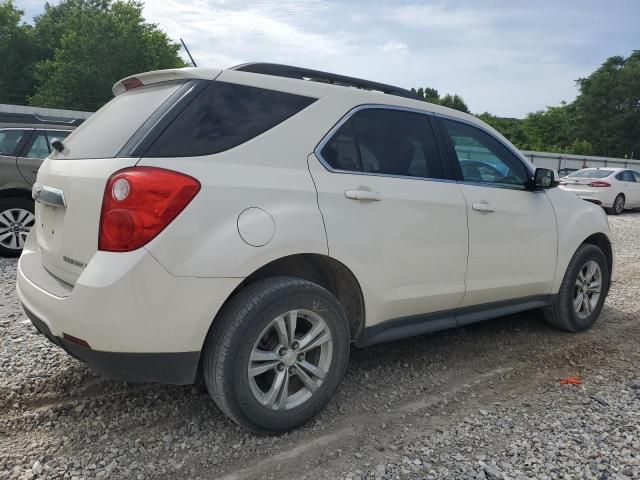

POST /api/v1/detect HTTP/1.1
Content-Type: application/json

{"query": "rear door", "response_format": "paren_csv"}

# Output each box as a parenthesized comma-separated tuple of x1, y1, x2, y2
(436, 116, 557, 310)
(632, 171, 640, 206)
(17, 130, 71, 185)
(308, 106, 469, 327)
(0, 128, 32, 187)
(618, 170, 640, 206)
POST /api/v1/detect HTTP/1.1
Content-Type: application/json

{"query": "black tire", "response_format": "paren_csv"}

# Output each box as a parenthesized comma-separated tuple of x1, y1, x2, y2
(606, 194, 624, 215)
(203, 276, 350, 434)
(0, 197, 35, 257)
(544, 244, 610, 332)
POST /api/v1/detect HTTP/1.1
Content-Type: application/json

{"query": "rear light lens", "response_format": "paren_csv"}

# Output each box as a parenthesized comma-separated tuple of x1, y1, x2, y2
(588, 181, 611, 187)
(121, 77, 144, 91)
(99, 167, 200, 252)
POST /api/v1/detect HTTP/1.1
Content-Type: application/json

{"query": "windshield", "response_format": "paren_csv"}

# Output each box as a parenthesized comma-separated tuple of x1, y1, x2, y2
(568, 169, 613, 179)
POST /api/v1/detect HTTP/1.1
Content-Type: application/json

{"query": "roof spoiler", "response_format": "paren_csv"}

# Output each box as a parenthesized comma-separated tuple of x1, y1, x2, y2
(112, 68, 221, 96)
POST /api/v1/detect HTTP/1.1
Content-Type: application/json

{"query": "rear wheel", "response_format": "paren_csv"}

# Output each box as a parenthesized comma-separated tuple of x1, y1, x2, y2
(544, 244, 609, 332)
(0, 197, 35, 257)
(606, 194, 624, 215)
(203, 276, 350, 434)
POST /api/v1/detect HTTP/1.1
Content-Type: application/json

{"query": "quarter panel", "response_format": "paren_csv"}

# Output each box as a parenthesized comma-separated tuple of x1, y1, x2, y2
(138, 98, 342, 277)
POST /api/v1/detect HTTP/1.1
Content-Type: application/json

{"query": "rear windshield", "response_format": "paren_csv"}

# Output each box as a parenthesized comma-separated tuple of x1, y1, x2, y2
(51, 82, 183, 160)
(142, 82, 316, 157)
(568, 169, 613, 179)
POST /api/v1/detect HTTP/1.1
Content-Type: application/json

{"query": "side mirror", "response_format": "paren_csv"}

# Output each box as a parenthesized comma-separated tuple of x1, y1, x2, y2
(528, 168, 559, 190)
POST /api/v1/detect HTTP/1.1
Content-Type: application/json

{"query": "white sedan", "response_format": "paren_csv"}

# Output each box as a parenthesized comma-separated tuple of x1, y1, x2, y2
(560, 167, 640, 214)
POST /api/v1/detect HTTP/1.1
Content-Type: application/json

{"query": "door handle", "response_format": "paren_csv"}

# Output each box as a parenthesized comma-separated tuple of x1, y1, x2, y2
(472, 202, 494, 212)
(345, 189, 381, 201)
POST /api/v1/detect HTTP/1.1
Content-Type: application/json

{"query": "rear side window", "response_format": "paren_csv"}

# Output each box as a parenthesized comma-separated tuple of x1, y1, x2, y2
(320, 108, 444, 179)
(616, 170, 636, 182)
(0, 129, 28, 156)
(144, 82, 316, 157)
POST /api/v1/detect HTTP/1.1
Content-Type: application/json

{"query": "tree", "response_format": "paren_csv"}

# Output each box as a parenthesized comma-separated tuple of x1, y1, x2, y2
(0, 1, 39, 104)
(477, 113, 530, 149)
(523, 104, 576, 152)
(423, 87, 439, 104)
(439, 94, 470, 113)
(29, 0, 185, 111)
(573, 51, 640, 158)
(411, 86, 469, 112)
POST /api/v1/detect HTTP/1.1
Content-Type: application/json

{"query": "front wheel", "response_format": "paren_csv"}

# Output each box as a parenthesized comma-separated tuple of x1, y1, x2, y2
(544, 243, 610, 332)
(203, 277, 350, 434)
(0, 197, 35, 257)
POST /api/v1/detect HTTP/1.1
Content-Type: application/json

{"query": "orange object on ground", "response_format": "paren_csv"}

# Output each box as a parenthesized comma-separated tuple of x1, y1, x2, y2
(560, 376, 583, 385)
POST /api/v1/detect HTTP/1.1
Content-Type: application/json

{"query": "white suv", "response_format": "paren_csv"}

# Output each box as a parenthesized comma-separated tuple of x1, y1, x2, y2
(17, 64, 613, 433)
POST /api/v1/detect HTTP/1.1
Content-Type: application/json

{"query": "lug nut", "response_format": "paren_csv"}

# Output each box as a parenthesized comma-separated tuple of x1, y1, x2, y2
(288, 366, 296, 374)
(291, 341, 300, 350)
(278, 347, 287, 356)
(277, 364, 285, 372)
(297, 353, 304, 362)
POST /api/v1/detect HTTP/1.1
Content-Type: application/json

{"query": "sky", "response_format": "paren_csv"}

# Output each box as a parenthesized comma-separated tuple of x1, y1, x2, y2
(17, 0, 640, 118)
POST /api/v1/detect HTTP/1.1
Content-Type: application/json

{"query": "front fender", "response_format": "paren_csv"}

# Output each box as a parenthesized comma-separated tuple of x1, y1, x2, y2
(547, 188, 613, 293)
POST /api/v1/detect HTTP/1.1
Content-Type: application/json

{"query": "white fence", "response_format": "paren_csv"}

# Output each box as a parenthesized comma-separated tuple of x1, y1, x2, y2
(521, 150, 640, 171)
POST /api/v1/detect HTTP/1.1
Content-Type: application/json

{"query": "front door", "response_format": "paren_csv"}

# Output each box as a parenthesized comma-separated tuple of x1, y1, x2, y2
(308, 107, 469, 327)
(437, 117, 558, 308)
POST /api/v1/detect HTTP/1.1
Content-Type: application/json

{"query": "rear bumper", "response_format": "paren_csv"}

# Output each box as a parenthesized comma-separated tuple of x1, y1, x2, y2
(559, 187, 616, 207)
(16, 232, 242, 384)
(25, 306, 199, 384)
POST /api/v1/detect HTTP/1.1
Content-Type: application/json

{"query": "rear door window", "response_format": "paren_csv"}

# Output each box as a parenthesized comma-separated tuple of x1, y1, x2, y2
(320, 108, 444, 179)
(0, 129, 28, 156)
(143, 82, 316, 157)
(25, 133, 51, 158)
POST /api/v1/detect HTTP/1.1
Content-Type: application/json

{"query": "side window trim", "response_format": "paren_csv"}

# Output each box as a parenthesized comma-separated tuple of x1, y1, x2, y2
(434, 114, 535, 190)
(314, 104, 452, 183)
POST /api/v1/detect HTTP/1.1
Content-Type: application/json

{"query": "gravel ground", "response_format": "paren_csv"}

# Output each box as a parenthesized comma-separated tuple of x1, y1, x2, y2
(1, 212, 639, 480)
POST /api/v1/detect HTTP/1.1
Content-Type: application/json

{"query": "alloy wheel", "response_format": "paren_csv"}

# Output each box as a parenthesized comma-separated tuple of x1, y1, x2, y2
(614, 195, 624, 214)
(573, 260, 602, 319)
(248, 309, 333, 410)
(0, 208, 35, 251)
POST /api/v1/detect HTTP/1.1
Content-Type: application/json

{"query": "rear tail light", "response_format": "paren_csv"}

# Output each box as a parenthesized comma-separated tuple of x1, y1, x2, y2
(99, 167, 200, 252)
(588, 181, 611, 187)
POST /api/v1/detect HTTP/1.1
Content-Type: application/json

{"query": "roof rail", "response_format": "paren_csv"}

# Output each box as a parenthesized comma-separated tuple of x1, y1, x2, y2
(231, 63, 419, 100)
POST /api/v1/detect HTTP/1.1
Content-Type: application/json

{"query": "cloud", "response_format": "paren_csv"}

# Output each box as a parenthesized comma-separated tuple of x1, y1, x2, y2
(380, 40, 409, 55)
(18, 0, 640, 117)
